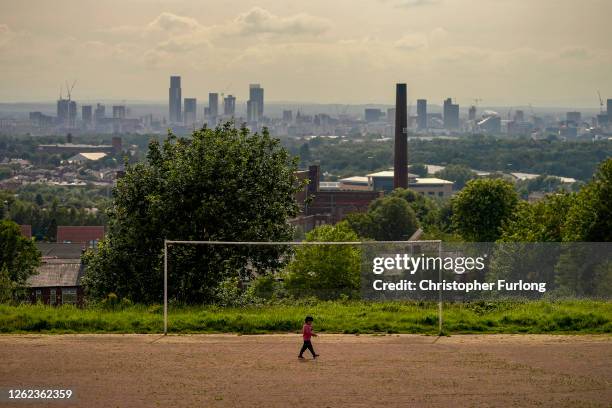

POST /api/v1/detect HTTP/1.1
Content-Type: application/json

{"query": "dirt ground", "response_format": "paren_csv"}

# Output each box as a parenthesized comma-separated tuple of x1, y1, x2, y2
(0, 334, 610, 408)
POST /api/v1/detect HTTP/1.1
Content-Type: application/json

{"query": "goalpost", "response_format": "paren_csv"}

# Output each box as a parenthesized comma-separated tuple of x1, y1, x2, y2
(163, 239, 443, 336)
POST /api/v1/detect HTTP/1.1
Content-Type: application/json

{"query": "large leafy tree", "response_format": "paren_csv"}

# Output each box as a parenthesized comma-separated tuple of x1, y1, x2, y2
(346, 195, 419, 241)
(452, 178, 518, 242)
(564, 158, 612, 242)
(0, 220, 41, 292)
(284, 222, 361, 299)
(83, 124, 304, 303)
(499, 193, 575, 242)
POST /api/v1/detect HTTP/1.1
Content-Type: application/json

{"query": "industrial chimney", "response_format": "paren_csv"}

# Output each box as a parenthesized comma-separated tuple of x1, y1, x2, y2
(393, 83, 408, 189)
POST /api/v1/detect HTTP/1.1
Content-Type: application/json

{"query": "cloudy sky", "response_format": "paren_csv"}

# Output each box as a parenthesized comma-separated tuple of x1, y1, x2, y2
(1, 0, 611, 106)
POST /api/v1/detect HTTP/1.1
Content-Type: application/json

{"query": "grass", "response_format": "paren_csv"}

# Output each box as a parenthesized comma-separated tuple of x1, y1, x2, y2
(0, 300, 610, 335)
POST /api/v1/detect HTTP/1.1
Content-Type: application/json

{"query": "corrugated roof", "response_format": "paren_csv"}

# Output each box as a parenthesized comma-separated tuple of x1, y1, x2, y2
(36, 243, 86, 259)
(27, 260, 83, 287)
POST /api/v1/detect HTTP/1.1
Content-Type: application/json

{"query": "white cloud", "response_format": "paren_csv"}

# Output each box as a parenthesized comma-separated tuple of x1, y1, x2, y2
(232, 7, 331, 37)
(147, 12, 202, 34)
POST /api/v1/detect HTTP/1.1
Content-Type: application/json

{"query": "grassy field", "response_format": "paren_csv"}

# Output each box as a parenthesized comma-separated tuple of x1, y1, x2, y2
(0, 300, 610, 335)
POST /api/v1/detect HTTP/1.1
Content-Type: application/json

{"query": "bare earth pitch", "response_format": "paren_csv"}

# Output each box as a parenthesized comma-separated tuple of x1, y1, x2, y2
(0, 334, 610, 407)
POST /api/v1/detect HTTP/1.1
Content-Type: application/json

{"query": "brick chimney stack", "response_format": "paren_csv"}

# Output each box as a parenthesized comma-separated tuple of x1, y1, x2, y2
(393, 83, 408, 189)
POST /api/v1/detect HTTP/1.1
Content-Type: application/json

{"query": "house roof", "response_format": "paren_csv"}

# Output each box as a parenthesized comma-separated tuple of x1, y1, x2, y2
(411, 178, 454, 185)
(27, 259, 83, 288)
(36, 243, 86, 259)
(68, 152, 107, 162)
(57, 226, 105, 243)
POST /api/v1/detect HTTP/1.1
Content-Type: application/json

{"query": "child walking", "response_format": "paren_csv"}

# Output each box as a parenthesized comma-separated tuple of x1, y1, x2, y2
(298, 316, 319, 359)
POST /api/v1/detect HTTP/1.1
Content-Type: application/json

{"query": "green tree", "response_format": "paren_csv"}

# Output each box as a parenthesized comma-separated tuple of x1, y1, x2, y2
(452, 178, 518, 242)
(435, 164, 477, 190)
(499, 193, 575, 242)
(0, 220, 41, 289)
(83, 124, 304, 303)
(390, 188, 440, 229)
(564, 158, 612, 242)
(346, 195, 419, 240)
(284, 222, 361, 299)
(0, 266, 14, 303)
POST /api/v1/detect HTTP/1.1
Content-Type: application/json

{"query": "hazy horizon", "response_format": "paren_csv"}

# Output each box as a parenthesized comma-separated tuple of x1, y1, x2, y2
(1, 0, 611, 107)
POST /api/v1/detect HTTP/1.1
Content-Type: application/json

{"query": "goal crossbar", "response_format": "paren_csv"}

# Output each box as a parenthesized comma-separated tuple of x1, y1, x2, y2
(163, 239, 443, 335)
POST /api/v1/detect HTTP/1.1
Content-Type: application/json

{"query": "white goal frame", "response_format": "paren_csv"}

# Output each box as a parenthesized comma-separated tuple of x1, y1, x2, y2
(163, 239, 443, 335)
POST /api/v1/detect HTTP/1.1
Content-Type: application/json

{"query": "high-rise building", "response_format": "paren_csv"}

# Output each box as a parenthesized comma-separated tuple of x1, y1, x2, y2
(112, 105, 126, 119)
(57, 99, 77, 128)
(169, 76, 182, 123)
(208, 93, 219, 118)
(247, 100, 258, 123)
(416, 99, 427, 130)
(394, 83, 408, 190)
(81, 105, 93, 124)
(443, 98, 459, 130)
(248, 84, 264, 122)
(566, 111, 581, 124)
(607, 99, 612, 120)
(184, 98, 197, 125)
(468, 105, 477, 121)
(224, 95, 236, 116)
(514, 110, 525, 122)
(282, 110, 293, 123)
(94, 103, 105, 122)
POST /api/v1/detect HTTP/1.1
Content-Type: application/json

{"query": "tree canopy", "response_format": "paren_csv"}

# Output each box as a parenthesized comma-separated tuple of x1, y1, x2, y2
(0, 219, 41, 289)
(83, 124, 304, 303)
(452, 178, 518, 242)
(346, 194, 419, 241)
(284, 222, 361, 300)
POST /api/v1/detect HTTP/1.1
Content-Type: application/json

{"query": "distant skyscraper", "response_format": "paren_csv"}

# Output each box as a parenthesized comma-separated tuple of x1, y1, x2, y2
(81, 105, 92, 124)
(224, 95, 236, 116)
(57, 99, 77, 128)
(514, 110, 525, 122)
(443, 98, 459, 130)
(282, 110, 293, 123)
(607, 99, 612, 120)
(208, 93, 219, 118)
(468, 105, 477, 121)
(247, 100, 258, 123)
(248, 84, 264, 122)
(112, 105, 126, 119)
(94, 103, 105, 123)
(184, 98, 197, 125)
(416, 99, 427, 130)
(169, 76, 182, 123)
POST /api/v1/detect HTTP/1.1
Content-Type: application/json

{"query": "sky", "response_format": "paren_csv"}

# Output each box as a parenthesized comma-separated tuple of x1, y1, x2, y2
(1, 0, 611, 107)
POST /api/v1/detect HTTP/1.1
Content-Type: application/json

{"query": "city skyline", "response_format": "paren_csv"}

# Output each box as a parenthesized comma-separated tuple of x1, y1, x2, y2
(1, 0, 611, 106)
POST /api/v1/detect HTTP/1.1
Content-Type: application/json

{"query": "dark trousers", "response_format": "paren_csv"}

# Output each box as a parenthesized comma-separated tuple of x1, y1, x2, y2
(299, 340, 316, 357)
